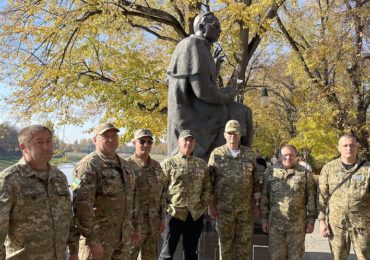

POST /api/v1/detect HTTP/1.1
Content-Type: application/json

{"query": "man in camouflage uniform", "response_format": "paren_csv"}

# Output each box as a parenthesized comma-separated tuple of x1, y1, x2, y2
(159, 129, 212, 260)
(208, 120, 261, 260)
(318, 134, 370, 260)
(71, 123, 137, 260)
(0, 125, 78, 259)
(261, 144, 316, 260)
(128, 129, 165, 260)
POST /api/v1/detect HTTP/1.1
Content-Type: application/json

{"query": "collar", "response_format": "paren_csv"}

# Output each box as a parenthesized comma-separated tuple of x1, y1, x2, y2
(339, 158, 364, 172)
(17, 157, 55, 179)
(219, 144, 241, 158)
(191, 34, 211, 49)
(174, 152, 193, 160)
(132, 153, 152, 167)
(95, 150, 118, 163)
(282, 163, 305, 176)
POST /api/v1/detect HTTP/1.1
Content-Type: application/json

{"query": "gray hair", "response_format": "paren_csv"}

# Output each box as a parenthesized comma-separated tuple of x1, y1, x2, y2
(18, 125, 53, 145)
(338, 133, 357, 144)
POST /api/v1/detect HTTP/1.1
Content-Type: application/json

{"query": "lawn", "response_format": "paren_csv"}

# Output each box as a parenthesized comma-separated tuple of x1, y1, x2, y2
(0, 151, 89, 172)
(0, 152, 21, 172)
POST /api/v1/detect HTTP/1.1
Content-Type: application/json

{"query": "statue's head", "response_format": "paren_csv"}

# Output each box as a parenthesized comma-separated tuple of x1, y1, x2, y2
(193, 12, 221, 43)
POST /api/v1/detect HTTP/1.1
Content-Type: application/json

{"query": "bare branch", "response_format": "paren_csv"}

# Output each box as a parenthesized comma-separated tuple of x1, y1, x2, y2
(276, 15, 323, 83)
(59, 27, 79, 69)
(76, 10, 103, 22)
(127, 20, 178, 42)
(117, 0, 187, 39)
(170, 0, 185, 27)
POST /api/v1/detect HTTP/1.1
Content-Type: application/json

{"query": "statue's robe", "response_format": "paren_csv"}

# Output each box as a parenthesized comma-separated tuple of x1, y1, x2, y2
(167, 35, 252, 160)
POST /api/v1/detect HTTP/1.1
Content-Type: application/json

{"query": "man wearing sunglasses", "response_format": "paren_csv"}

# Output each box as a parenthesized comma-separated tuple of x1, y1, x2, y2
(208, 120, 261, 260)
(71, 123, 137, 260)
(128, 129, 165, 260)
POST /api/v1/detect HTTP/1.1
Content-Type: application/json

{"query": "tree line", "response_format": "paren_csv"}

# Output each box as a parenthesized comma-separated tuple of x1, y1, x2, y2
(0, 122, 167, 156)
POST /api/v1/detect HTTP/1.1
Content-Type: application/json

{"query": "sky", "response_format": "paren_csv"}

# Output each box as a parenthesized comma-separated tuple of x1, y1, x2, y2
(0, 83, 93, 143)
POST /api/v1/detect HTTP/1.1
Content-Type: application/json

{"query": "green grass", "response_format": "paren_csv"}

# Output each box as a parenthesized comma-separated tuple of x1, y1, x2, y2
(52, 152, 89, 164)
(0, 152, 21, 172)
(0, 151, 89, 172)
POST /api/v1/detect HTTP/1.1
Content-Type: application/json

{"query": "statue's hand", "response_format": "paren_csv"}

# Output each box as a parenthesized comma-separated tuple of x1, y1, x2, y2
(213, 45, 225, 74)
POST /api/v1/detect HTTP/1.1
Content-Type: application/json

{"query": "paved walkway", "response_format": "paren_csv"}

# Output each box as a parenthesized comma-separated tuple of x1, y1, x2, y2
(160, 221, 358, 260)
(303, 221, 356, 260)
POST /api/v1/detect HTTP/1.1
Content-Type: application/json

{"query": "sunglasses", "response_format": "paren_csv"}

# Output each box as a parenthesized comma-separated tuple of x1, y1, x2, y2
(139, 139, 153, 145)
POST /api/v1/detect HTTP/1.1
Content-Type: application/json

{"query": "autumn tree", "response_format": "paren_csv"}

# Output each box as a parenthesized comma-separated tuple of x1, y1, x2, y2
(273, 0, 369, 160)
(242, 53, 302, 158)
(0, 122, 19, 153)
(0, 0, 285, 142)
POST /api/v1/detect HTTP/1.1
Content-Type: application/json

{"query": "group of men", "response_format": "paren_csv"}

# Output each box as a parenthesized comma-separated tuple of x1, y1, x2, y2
(0, 120, 369, 260)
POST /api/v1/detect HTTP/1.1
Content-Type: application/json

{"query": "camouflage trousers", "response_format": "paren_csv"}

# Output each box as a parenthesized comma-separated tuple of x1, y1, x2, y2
(329, 224, 370, 260)
(268, 226, 305, 260)
(130, 222, 159, 260)
(216, 210, 253, 260)
(79, 226, 130, 260)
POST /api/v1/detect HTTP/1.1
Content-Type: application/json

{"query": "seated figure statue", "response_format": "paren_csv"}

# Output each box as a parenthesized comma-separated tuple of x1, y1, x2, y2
(167, 12, 253, 160)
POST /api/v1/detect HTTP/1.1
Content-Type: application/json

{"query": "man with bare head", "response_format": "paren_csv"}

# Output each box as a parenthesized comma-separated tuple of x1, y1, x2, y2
(0, 125, 78, 259)
(318, 134, 370, 260)
(261, 144, 316, 260)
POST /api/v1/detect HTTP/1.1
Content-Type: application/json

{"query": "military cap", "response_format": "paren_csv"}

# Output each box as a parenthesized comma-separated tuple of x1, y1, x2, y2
(179, 129, 194, 139)
(134, 129, 153, 140)
(93, 123, 120, 135)
(225, 120, 241, 133)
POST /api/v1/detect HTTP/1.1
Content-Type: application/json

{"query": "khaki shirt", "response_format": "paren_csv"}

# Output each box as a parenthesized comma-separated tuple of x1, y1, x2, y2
(127, 154, 165, 233)
(72, 151, 135, 246)
(161, 152, 212, 221)
(208, 145, 261, 212)
(261, 163, 317, 231)
(318, 158, 370, 229)
(0, 158, 78, 260)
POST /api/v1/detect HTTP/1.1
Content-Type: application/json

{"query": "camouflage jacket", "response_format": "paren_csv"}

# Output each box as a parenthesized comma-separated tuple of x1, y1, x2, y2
(71, 151, 135, 246)
(261, 163, 317, 231)
(318, 158, 370, 229)
(0, 157, 78, 260)
(161, 152, 212, 221)
(127, 154, 165, 233)
(208, 145, 261, 212)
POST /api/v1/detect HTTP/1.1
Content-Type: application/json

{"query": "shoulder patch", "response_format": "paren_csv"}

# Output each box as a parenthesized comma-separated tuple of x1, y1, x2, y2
(70, 178, 81, 191)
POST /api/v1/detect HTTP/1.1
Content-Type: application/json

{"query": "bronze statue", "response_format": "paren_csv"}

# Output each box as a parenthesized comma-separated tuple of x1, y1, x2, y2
(167, 12, 253, 160)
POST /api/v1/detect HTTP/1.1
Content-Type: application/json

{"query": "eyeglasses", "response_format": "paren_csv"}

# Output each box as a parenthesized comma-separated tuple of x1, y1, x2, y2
(139, 139, 153, 145)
